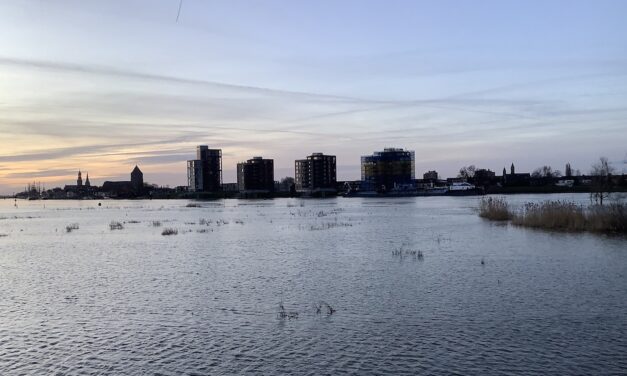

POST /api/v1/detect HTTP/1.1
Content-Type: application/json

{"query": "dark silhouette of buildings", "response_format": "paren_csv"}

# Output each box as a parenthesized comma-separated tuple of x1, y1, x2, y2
(102, 165, 144, 197)
(295, 153, 337, 193)
(237, 157, 274, 193)
(423, 170, 438, 181)
(565, 163, 572, 177)
(63, 170, 93, 198)
(361, 148, 415, 192)
(131, 166, 143, 192)
(188, 145, 222, 192)
(502, 163, 531, 186)
(473, 168, 497, 187)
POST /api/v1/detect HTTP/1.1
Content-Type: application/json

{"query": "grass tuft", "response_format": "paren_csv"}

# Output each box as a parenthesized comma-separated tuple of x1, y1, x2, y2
(161, 227, 178, 236)
(109, 221, 124, 230)
(65, 223, 79, 233)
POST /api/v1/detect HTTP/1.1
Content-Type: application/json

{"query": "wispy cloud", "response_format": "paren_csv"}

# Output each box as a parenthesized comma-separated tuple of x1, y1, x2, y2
(0, 56, 367, 103)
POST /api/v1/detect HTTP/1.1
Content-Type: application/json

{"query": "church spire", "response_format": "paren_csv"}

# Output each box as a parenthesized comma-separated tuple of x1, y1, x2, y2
(85, 172, 91, 187)
(77, 170, 83, 187)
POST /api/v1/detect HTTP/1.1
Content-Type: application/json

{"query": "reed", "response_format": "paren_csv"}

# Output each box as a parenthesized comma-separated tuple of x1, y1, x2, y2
(161, 227, 178, 236)
(512, 201, 586, 231)
(480, 198, 626, 234)
(109, 221, 124, 230)
(478, 197, 513, 221)
(65, 223, 79, 233)
(585, 203, 626, 233)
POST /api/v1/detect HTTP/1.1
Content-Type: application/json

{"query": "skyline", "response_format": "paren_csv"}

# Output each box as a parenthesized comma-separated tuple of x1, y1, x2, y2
(1, 0, 627, 194)
(7, 146, 621, 193)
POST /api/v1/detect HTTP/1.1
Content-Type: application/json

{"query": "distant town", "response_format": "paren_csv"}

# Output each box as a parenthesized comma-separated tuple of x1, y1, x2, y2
(13, 145, 627, 200)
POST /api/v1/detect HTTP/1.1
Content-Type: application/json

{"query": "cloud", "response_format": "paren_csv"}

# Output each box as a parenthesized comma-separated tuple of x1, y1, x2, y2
(0, 56, 366, 103)
(3, 168, 77, 179)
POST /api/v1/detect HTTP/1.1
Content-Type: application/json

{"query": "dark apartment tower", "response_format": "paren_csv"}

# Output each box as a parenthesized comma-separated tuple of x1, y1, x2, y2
(295, 153, 337, 192)
(188, 145, 222, 192)
(237, 157, 274, 193)
(131, 165, 143, 193)
(361, 148, 415, 191)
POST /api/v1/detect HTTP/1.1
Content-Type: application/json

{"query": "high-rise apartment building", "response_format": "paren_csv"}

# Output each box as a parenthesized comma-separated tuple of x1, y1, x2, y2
(237, 157, 274, 193)
(295, 153, 337, 192)
(361, 148, 415, 191)
(187, 145, 222, 192)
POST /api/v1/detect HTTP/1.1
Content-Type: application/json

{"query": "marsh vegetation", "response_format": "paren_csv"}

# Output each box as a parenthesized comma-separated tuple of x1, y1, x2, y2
(479, 197, 626, 234)
(65, 223, 79, 233)
(161, 227, 178, 236)
(109, 221, 124, 230)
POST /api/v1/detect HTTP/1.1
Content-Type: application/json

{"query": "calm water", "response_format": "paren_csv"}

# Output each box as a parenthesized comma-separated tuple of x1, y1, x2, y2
(1, 194, 626, 375)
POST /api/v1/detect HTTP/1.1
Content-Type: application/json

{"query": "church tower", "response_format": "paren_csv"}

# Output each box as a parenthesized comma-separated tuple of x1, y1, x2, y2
(77, 170, 83, 187)
(131, 165, 143, 194)
(510, 163, 515, 175)
(85, 173, 91, 187)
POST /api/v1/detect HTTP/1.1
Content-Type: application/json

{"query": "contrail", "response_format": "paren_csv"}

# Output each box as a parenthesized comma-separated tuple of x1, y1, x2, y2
(176, 0, 183, 22)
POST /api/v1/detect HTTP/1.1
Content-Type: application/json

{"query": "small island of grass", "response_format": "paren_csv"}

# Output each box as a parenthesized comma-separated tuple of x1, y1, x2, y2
(479, 197, 626, 234)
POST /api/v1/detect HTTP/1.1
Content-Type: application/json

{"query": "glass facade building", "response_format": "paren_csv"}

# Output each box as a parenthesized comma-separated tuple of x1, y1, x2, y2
(361, 148, 415, 192)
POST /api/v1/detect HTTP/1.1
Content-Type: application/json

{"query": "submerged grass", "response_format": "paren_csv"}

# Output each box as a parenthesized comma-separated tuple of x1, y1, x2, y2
(109, 221, 124, 230)
(65, 223, 79, 233)
(161, 227, 178, 236)
(479, 198, 626, 234)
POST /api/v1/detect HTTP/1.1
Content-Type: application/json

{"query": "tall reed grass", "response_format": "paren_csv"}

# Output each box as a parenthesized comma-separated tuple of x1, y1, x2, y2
(479, 197, 625, 234)
(478, 197, 512, 221)
(512, 201, 586, 231)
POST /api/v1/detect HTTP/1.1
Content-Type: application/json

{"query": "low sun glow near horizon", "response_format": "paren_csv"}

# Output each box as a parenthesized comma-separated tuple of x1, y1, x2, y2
(1, 0, 626, 193)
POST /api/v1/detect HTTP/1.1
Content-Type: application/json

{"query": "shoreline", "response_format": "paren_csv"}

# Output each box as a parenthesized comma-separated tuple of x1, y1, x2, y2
(5, 189, 626, 201)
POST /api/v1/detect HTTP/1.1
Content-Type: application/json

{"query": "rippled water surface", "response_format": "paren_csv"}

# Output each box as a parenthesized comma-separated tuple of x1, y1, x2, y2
(1, 194, 626, 375)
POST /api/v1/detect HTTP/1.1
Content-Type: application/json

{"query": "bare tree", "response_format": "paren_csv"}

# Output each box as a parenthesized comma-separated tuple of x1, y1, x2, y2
(590, 157, 615, 205)
(458, 165, 476, 179)
(531, 165, 562, 178)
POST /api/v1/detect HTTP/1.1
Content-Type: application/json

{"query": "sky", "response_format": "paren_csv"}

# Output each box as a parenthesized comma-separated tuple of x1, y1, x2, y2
(0, 0, 626, 193)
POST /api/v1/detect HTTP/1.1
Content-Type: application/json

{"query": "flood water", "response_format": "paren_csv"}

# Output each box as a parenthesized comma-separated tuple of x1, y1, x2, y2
(1, 194, 626, 375)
